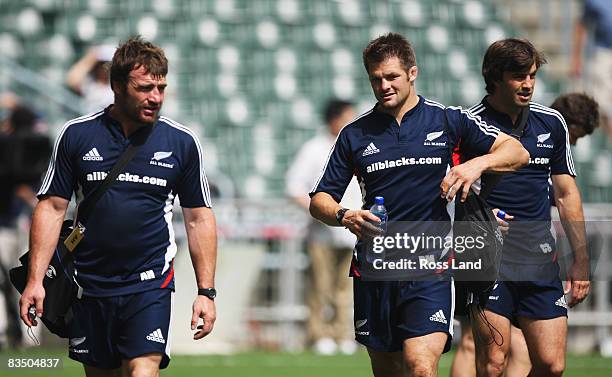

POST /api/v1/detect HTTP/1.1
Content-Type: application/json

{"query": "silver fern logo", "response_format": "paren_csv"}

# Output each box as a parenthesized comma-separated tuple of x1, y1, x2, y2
(424, 131, 446, 146)
(537, 133, 551, 143)
(150, 151, 174, 168)
(153, 151, 173, 160)
(537, 133, 553, 148)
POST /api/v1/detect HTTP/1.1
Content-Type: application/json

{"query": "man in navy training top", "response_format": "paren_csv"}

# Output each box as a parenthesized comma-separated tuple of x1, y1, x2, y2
(19, 36, 218, 377)
(464, 39, 590, 377)
(450, 91, 600, 377)
(309, 32, 529, 377)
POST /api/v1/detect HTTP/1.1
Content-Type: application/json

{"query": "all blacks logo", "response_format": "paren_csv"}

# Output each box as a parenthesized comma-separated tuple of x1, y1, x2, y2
(46, 265, 56, 279)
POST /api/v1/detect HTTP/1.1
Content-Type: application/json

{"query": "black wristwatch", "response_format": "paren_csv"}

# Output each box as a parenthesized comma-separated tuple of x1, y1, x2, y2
(335, 208, 349, 225)
(198, 288, 217, 300)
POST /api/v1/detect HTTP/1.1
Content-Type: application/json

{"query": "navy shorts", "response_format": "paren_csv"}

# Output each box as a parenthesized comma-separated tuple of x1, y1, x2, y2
(353, 278, 455, 353)
(68, 289, 173, 369)
(476, 263, 568, 326)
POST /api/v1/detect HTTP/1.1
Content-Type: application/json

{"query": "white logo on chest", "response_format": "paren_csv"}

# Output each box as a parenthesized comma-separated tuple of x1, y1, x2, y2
(424, 131, 446, 146)
(150, 151, 174, 168)
(536, 133, 553, 148)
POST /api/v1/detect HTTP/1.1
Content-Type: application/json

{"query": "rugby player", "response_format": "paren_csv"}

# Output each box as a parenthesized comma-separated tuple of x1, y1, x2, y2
(451, 92, 599, 377)
(309, 33, 529, 377)
(463, 39, 590, 377)
(19, 36, 218, 376)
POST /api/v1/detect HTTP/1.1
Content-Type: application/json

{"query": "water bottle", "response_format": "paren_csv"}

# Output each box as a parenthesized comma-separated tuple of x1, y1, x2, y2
(367, 196, 388, 263)
(369, 196, 388, 233)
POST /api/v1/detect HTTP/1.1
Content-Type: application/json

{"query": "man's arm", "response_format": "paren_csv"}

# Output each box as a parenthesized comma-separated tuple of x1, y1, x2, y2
(310, 192, 382, 239)
(19, 196, 69, 326)
(441, 133, 529, 202)
(182, 206, 217, 340)
(552, 174, 590, 307)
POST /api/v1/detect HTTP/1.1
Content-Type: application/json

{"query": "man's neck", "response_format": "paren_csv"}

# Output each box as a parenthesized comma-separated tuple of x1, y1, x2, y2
(382, 92, 419, 125)
(108, 105, 146, 137)
(486, 95, 522, 125)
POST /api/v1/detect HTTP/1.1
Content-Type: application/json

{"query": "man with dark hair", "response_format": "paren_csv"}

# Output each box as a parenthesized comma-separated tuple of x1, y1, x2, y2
(309, 32, 529, 377)
(551, 93, 600, 145)
(451, 92, 600, 377)
(286, 99, 360, 354)
(19, 36, 218, 376)
(462, 38, 590, 377)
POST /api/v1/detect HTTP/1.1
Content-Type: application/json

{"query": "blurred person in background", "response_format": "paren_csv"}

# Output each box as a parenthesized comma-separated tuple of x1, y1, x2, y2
(551, 93, 600, 146)
(19, 37, 217, 377)
(66, 44, 115, 113)
(0, 93, 51, 349)
(310, 33, 528, 377)
(571, 0, 611, 136)
(450, 92, 599, 377)
(286, 99, 361, 355)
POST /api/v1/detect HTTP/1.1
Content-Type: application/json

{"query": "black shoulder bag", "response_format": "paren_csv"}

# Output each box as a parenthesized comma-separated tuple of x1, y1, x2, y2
(9, 124, 154, 338)
(444, 107, 528, 308)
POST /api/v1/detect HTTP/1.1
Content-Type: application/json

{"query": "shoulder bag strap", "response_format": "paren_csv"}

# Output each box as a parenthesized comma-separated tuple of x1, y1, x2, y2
(76, 123, 156, 224)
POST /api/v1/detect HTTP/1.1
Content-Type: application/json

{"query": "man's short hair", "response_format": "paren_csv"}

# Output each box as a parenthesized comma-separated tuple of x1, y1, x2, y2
(551, 93, 600, 135)
(110, 36, 168, 91)
(362, 33, 416, 74)
(323, 99, 353, 124)
(482, 38, 547, 94)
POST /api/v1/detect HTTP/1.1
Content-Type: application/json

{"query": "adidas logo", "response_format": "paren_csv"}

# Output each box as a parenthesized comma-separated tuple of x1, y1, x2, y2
(146, 328, 166, 344)
(82, 148, 103, 161)
(362, 142, 380, 156)
(555, 296, 568, 309)
(355, 319, 367, 329)
(429, 310, 447, 324)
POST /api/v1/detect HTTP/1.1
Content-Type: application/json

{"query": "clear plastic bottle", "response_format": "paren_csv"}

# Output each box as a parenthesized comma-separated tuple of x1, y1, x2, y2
(367, 196, 387, 263)
(369, 196, 387, 233)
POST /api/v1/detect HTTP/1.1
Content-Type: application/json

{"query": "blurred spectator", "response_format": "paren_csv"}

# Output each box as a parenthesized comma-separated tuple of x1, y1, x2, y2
(66, 45, 115, 113)
(551, 92, 600, 145)
(286, 100, 361, 355)
(0, 94, 51, 348)
(571, 0, 611, 136)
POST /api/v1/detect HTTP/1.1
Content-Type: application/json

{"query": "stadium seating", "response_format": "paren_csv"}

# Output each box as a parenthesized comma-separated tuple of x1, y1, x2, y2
(1, 0, 609, 201)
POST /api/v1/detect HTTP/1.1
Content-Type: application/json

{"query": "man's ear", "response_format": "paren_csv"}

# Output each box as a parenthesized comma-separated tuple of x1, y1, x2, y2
(110, 81, 124, 96)
(408, 66, 418, 82)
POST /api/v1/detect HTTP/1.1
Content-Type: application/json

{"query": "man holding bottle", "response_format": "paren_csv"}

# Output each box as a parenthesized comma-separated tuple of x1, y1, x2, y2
(309, 33, 529, 377)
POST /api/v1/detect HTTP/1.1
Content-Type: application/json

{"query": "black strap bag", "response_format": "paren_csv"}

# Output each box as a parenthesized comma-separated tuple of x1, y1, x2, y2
(446, 107, 529, 307)
(9, 124, 153, 338)
(9, 220, 78, 337)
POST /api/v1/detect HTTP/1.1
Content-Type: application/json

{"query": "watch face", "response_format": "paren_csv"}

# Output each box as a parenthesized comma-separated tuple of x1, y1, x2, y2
(199, 288, 216, 299)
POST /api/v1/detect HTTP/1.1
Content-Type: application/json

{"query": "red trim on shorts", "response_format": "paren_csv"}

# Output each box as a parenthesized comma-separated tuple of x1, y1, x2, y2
(160, 261, 174, 288)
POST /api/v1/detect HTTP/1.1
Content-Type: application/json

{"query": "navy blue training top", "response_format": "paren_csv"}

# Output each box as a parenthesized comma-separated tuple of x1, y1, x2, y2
(310, 96, 499, 275)
(467, 98, 576, 264)
(38, 108, 212, 297)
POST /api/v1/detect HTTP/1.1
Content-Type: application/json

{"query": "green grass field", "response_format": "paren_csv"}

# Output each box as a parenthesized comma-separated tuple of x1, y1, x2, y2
(1, 349, 610, 376)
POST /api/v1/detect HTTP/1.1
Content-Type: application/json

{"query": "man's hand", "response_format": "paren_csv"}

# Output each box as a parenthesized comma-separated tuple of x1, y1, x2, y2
(19, 282, 45, 327)
(342, 209, 384, 239)
(191, 296, 216, 340)
(564, 259, 590, 308)
(492, 208, 513, 234)
(441, 159, 485, 202)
